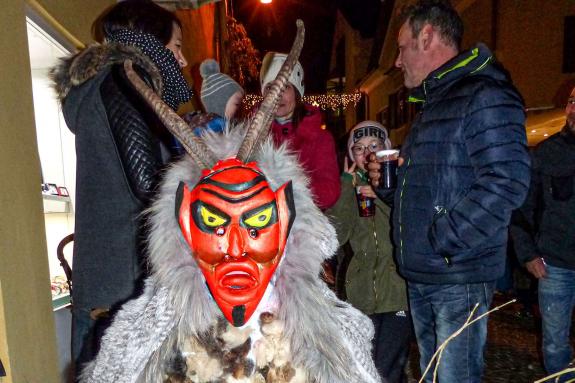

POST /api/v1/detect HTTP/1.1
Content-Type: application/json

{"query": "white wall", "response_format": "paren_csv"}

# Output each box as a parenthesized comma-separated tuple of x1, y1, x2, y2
(28, 21, 76, 281)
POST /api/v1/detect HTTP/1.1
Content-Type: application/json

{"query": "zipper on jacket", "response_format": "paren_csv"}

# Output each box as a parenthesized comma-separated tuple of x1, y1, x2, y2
(398, 157, 412, 266)
(371, 216, 380, 305)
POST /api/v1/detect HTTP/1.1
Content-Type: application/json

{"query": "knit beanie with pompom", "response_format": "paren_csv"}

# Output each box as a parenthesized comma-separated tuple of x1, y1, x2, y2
(199, 59, 243, 117)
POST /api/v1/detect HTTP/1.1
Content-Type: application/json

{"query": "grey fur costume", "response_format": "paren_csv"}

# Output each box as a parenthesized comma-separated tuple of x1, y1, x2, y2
(79, 126, 381, 383)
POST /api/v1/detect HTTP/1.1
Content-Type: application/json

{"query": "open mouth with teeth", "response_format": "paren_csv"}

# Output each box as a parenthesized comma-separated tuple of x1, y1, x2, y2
(220, 270, 257, 291)
(214, 261, 262, 304)
(200, 258, 276, 326)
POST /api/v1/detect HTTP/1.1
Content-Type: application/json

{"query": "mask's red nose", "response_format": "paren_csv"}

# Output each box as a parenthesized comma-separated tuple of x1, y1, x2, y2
(226, 225, 245, 260)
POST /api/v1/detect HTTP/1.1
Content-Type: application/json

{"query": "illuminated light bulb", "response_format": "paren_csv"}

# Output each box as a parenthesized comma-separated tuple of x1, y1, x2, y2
(531, 130, 536, 133)
(260, 0, 272, 3)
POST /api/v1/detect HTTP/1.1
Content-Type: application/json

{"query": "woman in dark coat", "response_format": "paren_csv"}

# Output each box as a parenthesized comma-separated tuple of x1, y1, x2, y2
(50, 0, 192, 374)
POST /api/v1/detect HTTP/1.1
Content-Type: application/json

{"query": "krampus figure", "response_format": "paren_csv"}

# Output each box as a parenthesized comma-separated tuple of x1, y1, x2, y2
(80, 21, 380, 383)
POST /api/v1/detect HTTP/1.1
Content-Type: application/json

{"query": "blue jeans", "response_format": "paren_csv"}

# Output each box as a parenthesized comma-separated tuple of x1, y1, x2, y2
(539, 264, 575, 382)
(409, 281, 495, 383)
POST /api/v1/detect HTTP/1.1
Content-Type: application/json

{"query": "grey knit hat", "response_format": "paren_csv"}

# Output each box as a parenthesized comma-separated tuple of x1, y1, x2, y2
(199, 59, 243, 117)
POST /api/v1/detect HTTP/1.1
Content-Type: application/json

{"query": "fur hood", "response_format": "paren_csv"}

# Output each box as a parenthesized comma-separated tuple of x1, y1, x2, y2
(50, 43, 163, 101)
(80, 125, 381, 383)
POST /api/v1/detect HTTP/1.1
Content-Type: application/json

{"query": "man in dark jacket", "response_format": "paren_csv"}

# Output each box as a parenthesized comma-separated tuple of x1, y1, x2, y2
(510, 87, 575, 382)
(368, 1, 530, 382)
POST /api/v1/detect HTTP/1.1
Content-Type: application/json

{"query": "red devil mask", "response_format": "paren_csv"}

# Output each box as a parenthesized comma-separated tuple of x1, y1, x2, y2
(176, 158, 296, 326)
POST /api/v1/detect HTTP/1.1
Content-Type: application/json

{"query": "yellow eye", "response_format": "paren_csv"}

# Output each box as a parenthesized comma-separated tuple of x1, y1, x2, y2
(244, 206, 273, 228)
(200, 206, 227, 227)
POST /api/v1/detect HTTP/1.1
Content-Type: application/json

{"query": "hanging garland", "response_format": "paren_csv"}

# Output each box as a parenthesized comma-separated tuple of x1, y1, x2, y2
(242, 90, 363, 111)
(227, 17, 261, 86)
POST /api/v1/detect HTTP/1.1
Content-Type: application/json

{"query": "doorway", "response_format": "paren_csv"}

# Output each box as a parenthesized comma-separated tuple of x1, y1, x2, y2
(26, 16, 75, 382)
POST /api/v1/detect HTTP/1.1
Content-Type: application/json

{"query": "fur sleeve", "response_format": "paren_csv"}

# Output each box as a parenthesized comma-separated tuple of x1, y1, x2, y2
(323, 284, 382, 383)
(79, 283, 176, 383)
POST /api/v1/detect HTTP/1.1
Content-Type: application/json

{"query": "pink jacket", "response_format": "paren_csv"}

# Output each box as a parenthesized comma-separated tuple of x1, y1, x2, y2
(271, 105, 341, 210)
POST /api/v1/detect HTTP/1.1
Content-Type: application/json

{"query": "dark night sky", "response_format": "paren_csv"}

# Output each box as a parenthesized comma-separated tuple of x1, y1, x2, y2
(232, 0, 382, 94)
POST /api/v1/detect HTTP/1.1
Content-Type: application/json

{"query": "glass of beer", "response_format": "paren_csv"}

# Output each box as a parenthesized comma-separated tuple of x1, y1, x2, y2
(375, 149, 400, 189)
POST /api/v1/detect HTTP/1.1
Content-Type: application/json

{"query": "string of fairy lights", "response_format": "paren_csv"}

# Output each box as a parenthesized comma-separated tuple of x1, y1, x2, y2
(242, 90, 363, 112)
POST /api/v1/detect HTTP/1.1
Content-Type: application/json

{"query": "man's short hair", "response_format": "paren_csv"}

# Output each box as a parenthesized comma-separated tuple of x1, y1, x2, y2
(400, 0, 464, 50)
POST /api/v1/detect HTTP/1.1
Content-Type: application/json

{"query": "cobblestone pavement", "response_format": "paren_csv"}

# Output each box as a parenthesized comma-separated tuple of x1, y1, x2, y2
(405, 294, 575, 383)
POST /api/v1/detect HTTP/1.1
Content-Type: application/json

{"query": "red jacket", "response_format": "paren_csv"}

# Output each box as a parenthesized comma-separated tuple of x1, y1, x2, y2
(271, 105, 341, 210)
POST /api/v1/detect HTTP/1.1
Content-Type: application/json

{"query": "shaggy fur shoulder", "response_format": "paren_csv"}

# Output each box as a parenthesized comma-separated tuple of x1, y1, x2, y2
(50, 43, 162, 101)
(80, 125, 381, 383)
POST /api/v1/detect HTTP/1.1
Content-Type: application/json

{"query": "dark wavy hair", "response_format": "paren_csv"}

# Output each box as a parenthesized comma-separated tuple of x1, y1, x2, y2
(93, 0, 181, 44)
(400, 0, 463, 50)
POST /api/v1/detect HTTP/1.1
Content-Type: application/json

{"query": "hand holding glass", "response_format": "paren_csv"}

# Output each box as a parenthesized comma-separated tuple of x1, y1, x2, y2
(375, 149, 400, 189)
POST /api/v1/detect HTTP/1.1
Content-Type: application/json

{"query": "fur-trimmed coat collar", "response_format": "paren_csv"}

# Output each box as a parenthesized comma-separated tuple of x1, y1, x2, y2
(50, 43, 163, 101)
(79, 126, 381, 383)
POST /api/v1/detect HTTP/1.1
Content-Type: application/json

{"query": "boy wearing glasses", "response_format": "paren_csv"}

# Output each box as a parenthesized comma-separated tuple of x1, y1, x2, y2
(327, 121, 411, 383)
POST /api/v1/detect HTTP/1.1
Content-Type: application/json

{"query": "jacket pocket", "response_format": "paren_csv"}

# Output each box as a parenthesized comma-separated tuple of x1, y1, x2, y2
(551, 175, 573, 201)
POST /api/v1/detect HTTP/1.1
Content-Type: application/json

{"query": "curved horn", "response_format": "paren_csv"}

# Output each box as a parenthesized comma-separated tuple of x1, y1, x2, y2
(123, 60, 217, 169)
(236, 19, 305, 162)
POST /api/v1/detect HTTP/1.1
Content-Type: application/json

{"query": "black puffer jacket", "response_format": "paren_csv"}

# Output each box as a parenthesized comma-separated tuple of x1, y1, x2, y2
(394, 44, 531, 284)
(511, 127, 575, 270)
(51, 44, 171, 310)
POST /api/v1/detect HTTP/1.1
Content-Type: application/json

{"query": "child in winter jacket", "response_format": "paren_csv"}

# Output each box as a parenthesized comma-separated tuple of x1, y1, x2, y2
(327, 120, 411, 383)
(182, 59, 244, 138)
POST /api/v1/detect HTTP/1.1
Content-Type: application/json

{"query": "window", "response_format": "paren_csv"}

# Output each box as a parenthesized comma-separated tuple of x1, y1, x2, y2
(387, 87, 418, 129)
(355, 92, 367, 122)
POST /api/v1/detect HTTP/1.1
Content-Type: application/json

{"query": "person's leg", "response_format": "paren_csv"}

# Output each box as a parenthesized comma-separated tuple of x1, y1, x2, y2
(539, 264, 575, 382)
(408, 282, 436, 383)
(372, 311, 413, 383)
(71, 307, 95, 376)
(422, 282, 495, 383)
(370, 313, 385, 379)
(71, 307, 114, 380)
